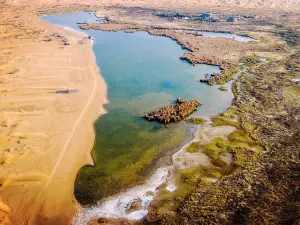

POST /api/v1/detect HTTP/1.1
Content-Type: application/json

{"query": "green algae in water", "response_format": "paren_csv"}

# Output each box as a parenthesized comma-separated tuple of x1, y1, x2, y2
(76, 117, 185, 204)
(42, 12, 236, 205)
(75, 93, 186, 203)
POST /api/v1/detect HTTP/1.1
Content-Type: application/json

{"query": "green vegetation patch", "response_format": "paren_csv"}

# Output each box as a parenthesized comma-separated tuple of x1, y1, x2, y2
(178, 167, 206, 187)
(148, 121, 261, 222)
(239, 64, 247, 70)
(241, 120, 257, 133)
(211, 106, 240, 128)
(202, 137, 229, 167)
(148, 166, 226, 220)
(228, 130, 255, 145)
(124, 28, 145, 33)
(286, 86, 300, 96)
(175, 167, 226, 199)
(218, 86, 228, 91)
(202, 129, 260, 168)
(186, 117, 206, 124)
(217, 67, 239, 85)
(185, 142, 201, 153)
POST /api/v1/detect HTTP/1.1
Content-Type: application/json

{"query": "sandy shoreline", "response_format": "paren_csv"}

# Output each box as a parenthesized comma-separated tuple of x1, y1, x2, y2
(0, 6, 108, 224)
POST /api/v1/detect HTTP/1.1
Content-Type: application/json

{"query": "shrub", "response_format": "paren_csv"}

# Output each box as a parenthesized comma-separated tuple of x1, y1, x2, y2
(228, 130, 254, 145)
(202, 137, 228, 167)
(186, 142, 201, 153)
(219, 86, 228, 91)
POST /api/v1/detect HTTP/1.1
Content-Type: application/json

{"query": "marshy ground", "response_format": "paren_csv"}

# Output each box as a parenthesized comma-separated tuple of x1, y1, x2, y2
(147, 38, 300, 225)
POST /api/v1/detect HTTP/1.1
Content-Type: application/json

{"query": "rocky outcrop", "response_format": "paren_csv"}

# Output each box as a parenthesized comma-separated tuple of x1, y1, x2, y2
(126, 198, 143, 213)
(145, 98, 201, 124)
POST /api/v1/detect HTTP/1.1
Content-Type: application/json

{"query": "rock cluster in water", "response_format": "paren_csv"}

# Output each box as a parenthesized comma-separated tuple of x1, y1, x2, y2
(200, 72, 222, 85)
(199, 71, 233, 85)
(145, 98, 201, 124)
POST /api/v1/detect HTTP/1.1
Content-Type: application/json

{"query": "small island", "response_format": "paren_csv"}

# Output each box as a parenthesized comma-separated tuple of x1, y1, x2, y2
(144, 98, 201, 124)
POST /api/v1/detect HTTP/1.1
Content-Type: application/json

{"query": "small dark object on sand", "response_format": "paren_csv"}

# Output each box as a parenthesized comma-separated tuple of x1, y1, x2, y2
(56, 89, 78, 94)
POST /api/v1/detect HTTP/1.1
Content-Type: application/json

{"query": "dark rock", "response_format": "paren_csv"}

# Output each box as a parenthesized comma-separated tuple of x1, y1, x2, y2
(126, 198, 143, 213)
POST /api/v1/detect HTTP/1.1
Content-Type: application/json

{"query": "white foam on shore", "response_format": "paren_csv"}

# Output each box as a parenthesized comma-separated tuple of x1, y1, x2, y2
(74, 167, 170, 225)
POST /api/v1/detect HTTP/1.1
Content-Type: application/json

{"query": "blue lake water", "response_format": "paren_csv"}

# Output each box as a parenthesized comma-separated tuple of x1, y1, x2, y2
(42, 12, 235, 204)
(201, 31, 256, 42)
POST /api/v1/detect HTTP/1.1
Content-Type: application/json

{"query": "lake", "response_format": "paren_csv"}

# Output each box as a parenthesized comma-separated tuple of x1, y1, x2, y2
(42, 11, 235, 205)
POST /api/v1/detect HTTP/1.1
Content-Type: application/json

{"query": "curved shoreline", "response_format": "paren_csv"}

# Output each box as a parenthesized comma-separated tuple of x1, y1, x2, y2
(45, 13, 242, 223)
(31, 21, 110, 224)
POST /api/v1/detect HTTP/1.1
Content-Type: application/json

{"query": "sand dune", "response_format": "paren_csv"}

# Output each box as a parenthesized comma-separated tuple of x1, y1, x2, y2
(0, 4, 107, 225)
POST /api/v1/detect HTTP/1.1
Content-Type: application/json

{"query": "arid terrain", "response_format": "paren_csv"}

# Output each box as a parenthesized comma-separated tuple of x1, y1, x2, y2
(0, 0, 300, 225)
(0, 4, 108, 225)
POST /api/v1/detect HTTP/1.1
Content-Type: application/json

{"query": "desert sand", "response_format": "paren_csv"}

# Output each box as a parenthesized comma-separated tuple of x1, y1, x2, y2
(0, 5, 107, 225)
(0, 0, 299, 225)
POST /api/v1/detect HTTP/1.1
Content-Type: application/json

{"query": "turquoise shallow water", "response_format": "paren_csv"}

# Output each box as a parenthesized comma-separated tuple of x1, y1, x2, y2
(42, 12, 235, 204)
